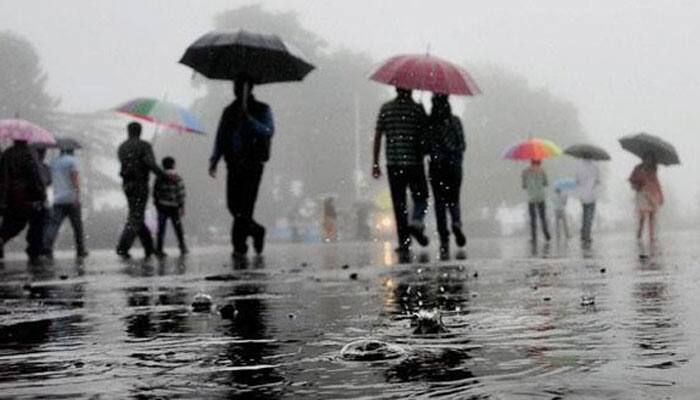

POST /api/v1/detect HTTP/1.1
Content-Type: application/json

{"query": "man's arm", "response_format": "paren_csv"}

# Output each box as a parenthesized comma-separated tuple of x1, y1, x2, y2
(145, 144, 166, 178)
(245, 105, 274, 138)
(372, 128, 382, 179)
(209, 108, 231, 178)
(70, 162, 81, 204)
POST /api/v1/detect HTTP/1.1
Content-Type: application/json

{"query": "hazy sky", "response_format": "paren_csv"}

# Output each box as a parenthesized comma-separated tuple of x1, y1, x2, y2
(2, 0, 699, 213)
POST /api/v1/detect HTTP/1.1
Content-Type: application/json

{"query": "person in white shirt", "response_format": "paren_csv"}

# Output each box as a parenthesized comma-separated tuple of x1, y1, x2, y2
(575, 158, 600, 243)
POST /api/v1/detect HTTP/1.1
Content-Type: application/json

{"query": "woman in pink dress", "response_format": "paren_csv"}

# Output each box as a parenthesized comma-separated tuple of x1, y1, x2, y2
(628, 153, 664, 243)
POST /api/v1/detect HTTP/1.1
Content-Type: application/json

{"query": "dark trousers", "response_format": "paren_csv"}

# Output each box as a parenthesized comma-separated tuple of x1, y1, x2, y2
(44, 203, 86, 254)
(387, 165, 429, 248)
(116, 182, 154, 255)
(0, 206, 46, 257)
(581, 202, 596, 241)
(528, 201, 551, 242)
(429, 162, 463, 243)
(156, 205, 186, 252)
(226, 162, 264, 254)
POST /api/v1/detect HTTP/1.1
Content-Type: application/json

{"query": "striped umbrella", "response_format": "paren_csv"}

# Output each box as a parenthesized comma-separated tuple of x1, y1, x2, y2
(502, 137, 563, 161)
(370, 54, 481, 96)
(115, 98, 205, 135)
(0, 118, 56, 145)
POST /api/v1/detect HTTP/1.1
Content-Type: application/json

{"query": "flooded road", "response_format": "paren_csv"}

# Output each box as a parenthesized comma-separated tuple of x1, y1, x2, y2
(1, 232, 699, 399)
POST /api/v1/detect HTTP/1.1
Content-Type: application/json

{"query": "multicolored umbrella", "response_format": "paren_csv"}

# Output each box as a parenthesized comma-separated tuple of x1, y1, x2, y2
(0, 118, 56, 145)
(115, 98, 205, 135)
(370, 54, 481, 96)
(502, 137, 563, 161)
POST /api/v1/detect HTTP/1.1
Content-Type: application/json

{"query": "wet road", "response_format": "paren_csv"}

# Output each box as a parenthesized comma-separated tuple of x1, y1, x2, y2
(1, 232, 699, 399)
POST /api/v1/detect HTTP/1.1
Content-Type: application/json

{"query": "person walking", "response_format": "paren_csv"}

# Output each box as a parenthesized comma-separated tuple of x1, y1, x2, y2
(372, 87, 430, 256)
(0, 139, 47, 263)
(427, 93, 466, 259)
(43, 147, 88, 258)
(209, 78, 273, 259)
(116, 122, 166, 259)
(629, 153, 663, 243)
(575, 157, 600, 243)
(552, 187, 571, 241)
(153, 156, 187, 257)
(522, 160, 551, 243)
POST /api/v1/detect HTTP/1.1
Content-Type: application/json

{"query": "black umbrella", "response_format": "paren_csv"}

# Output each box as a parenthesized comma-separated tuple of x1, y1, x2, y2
(619, 132, 680, 166)
(179, 30, 315, 83)
(564, 144, 611, 161)
(33, 137, 82, 150)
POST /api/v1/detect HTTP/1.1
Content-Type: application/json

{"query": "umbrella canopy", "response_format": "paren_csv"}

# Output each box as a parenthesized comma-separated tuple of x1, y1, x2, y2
(554, 178, 577, 191)
(34, 137, 82, 150)
(0, 118, 56, 145)
(370, 54, 481, 96)
(502, 137, 563, 161)
(115, 98, 206, 134)
(179, 30, 315, 83)
(564, 144, 611, 161)
(619, 132, 680, 166)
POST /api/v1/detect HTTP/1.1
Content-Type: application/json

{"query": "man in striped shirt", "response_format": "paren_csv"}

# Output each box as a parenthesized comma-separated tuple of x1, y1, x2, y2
(372, 87, 430, 254)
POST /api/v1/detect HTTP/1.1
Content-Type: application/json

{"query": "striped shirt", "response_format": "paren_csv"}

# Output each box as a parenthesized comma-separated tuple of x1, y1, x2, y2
(376, 97, 427, 166)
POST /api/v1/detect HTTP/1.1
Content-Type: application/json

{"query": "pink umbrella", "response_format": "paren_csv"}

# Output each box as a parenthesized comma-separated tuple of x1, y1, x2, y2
(370, 54, 481, 96)
(0, 119, 56, 145)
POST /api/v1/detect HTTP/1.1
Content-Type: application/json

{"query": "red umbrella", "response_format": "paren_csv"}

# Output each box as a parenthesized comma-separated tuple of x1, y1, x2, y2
(370, 54, 481, 96)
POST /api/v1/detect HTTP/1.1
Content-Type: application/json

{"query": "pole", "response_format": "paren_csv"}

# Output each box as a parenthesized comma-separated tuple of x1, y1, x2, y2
(353, 93, 362, 201)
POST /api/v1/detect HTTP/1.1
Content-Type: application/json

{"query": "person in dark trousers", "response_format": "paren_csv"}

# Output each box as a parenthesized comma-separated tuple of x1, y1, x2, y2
(43, 147, 88, 258)
(372, 87, 430, 256)
(427, 93, 466, 260)
(116, 122, 166, 259)
(522, 159, 551, 243)
(153, 156, 187, 257)
(0, 139, 47, 263)
(209, 78, 274, 260)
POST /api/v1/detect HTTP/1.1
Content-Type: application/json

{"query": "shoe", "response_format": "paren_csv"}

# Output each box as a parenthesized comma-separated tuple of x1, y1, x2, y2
(77, 251, 89, 258)
(154, 250, 167, 259)
(116, 250, 132, 260)
(455, 249, 467, 260)
(452, 224, 466, 247)
(28, 256, 42, 266)
(438, 245, 450, 261)
(253, 227, 266, 255)
(408, 224, 429, 247)
(179, 246, 189, 255)
(232, 251, 247, 261)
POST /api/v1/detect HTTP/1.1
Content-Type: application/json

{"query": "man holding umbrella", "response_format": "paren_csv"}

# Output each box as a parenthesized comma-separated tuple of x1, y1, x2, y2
(209, 78, 273, 259)
(180, 30, 314, 259)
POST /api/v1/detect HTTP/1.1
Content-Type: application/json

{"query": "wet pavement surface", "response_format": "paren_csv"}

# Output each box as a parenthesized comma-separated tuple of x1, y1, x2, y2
(1, 232, 699, 399)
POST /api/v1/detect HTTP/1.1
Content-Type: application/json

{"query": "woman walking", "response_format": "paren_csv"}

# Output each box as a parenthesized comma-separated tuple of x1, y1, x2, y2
(629, 153, 663, 243)
(427, 93, 466, 259)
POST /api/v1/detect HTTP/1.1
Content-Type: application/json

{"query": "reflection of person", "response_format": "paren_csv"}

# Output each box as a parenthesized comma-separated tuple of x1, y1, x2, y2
(575, 158, 600, 243)
(629, 153, 663, 243)
(43, 147, 88, 258)
(116, 122, 166, 259)
(153, 156, 187, 257)
(552, 187, 570, 240)
(209, 78, 274, 259)
(372, 87, 429, 254)
(322, 197, 337, 242)
(522, 160, 551, 243)
(427, 94, 466, 258)
(0, 139, 47, 263)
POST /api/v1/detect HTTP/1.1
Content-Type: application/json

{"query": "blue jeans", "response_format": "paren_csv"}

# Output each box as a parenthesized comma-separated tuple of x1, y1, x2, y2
(44, 203, 86, 255)
(581, 203, 596, 241)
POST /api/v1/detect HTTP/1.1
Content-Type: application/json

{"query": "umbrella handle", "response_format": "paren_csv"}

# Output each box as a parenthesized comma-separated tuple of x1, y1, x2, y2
(242, 82, 249, 111)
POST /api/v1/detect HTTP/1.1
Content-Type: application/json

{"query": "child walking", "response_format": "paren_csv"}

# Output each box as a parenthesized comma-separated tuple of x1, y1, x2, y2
(153, 156, 187, 256)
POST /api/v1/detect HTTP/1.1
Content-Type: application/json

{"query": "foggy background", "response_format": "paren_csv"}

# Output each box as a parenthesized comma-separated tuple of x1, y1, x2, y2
(1, 0, 698, 248)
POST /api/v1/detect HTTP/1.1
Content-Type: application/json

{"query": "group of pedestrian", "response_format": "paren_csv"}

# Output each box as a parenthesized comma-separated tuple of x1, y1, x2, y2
(372, 87, 467, 260)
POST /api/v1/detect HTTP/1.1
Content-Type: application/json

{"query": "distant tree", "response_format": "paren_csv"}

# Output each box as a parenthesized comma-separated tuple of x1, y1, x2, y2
(0, 31, 59, 127)
(461, 66, 590, 231)
(168, 4, 386, 239)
